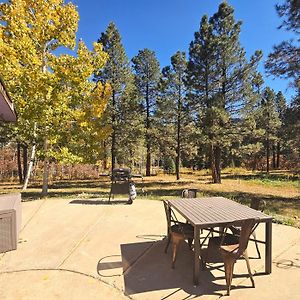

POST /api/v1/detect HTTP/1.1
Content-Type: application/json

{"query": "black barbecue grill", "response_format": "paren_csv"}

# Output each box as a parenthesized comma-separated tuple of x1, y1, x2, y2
(108, 168, 142, 204)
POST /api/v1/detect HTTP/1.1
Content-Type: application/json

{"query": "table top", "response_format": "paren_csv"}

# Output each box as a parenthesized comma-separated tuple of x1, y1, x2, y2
(168, 197, 272, 228)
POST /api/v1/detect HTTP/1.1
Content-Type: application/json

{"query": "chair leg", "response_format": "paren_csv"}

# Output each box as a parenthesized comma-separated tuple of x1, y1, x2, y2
(108, 189, 112, 203)
(201, 258, 206, 270)
(165, 233, 171, 253)
(187, 238, 193, 250)
(224, 257, 235, 296)
(172, 236, 181, 269)
(252, 231, 261, 259)
(244, 250, 255, 288)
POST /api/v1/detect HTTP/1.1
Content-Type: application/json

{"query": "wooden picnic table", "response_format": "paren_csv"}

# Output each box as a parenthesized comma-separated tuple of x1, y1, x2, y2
(167, 197, 273, 285)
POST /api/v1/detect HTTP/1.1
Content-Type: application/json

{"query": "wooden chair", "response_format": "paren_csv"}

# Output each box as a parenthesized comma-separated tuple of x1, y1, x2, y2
(163, 201, 194, 268)
(201, 218, 258, 295)
(229, 199, 266, 258)
(181, 188, 197, 198)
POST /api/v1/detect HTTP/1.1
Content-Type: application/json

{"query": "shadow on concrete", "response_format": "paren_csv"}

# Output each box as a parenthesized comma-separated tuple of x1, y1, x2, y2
(119, 239, 254, 298)
(97, 255, 123, 277)
(69, 199, 131, 205)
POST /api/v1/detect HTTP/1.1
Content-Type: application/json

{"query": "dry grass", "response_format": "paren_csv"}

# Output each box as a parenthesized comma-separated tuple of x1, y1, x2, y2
(141, 169, 300, 227)
(0, 168, 299, 227)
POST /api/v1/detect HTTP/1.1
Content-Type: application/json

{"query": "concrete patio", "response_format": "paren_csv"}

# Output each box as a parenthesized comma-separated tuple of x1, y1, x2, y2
(0, 198, 299, 299)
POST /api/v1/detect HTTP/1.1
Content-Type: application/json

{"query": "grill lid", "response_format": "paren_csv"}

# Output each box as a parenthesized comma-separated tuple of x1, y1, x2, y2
(111, 168, 132, 181)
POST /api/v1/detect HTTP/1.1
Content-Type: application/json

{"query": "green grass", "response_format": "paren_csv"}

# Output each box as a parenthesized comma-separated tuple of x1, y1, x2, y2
(249, 177, 300, 188)
(221, 168, 300, 188)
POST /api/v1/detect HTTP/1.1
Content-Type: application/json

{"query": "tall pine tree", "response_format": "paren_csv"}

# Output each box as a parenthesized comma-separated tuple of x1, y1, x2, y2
(259, 87, 281, 172)
(265, 0, 299, 93)
(157, 51, 188, 180)
(132, 49, 160, 176)
(95, 22, 134, 171)
(187, 2, 261, 183)
(275, 91, 287, 168)
(266, 0, 299, 165)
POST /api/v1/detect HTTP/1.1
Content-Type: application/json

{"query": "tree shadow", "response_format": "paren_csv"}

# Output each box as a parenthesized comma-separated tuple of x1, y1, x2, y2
(69, 199, 130, 205)
(144, 188, 184, 197)
(222, 172, 300, 182)
(26, 179, 110, 190)
(140, 180, 196, 188)
(20, 190, 109, 202)
(50, 181, 107, 189)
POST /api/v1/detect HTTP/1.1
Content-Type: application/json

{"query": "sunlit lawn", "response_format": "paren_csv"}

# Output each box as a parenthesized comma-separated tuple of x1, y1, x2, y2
(1, 168, 299, 227)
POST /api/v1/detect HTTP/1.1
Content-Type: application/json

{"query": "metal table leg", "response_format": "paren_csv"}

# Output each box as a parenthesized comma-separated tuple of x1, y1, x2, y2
(265, 220, 272, 274)
(193, 225, 200, 285)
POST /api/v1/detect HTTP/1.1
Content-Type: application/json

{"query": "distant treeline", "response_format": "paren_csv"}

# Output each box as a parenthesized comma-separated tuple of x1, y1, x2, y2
(0, 1, 298, 192)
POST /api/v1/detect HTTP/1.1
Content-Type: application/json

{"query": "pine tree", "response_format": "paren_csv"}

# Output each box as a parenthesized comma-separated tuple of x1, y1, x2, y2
(95, 22, 135, 171)
(186, 14, 218, 179)
(259, 87, 281, 172)
(275, 91, 287, 168)
(265, 0, 300, 92)
(240, 71, 265, 171)
(132, 49, 160, 176)
(115, 84, 144, 169)
(265, 0, 299, 167)
(187, 2, 261, 182)
(157, 51, 188, 180)
(284, 96, 300, 164)
(155, 67, 176, 165)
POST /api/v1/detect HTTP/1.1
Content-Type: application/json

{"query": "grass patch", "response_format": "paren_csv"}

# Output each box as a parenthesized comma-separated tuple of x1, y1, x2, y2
(1, 168, 299, 228)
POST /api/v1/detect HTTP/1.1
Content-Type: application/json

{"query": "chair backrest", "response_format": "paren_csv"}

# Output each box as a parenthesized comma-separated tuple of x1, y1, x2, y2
(182, 189, 197, 198)
(236, 218, 258, 257)
(250, 199, 266, 212)
(163, 201, 171, 230)
(163, 200, 178, 231)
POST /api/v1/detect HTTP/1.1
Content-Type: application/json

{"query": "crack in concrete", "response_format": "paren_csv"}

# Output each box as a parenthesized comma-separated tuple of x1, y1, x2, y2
(0, 267, 131, 299)
(20, 198, 48, 232)
(56, 207, 111, 269)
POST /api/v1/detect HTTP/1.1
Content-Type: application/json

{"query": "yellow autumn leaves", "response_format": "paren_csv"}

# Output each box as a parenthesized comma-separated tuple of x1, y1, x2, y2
(0, 0, 111, 163)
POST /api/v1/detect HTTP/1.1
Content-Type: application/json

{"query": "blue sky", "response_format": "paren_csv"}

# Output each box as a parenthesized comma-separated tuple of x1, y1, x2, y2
(72, 0, 294, 101)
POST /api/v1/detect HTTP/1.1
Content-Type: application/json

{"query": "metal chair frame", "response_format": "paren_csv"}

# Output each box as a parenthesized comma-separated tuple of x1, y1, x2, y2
(201, 218, 259, 295)
(163, 201, 194, 268)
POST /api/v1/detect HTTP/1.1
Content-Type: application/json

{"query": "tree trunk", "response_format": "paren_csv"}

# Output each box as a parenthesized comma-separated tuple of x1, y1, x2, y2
(145, 83, 151, 176)
(111, 131, 116, 171)
(175, 84, 181, 181)
(22, 144, 28, 181)
(41, 46, 50, 196)
(272, 144, 276, 169)
(17, 143, 23, 184)
(175, 118, 180, 180)
(22, 123, 37, 191)
(103, 141, 107, 170)
(146, 140, 151, 176)
(42, 138, 49, 197)
(252, 155, 257, 171)
(111, 90, 116, 172)
(211, 144, 221, 183)
(266, 138, 270, 173)
(276, 142, 280, 169)
(22, 144, 36, 190)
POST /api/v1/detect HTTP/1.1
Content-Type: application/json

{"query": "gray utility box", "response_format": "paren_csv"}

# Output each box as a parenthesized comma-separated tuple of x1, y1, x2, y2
(0, 193, 21, 253)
